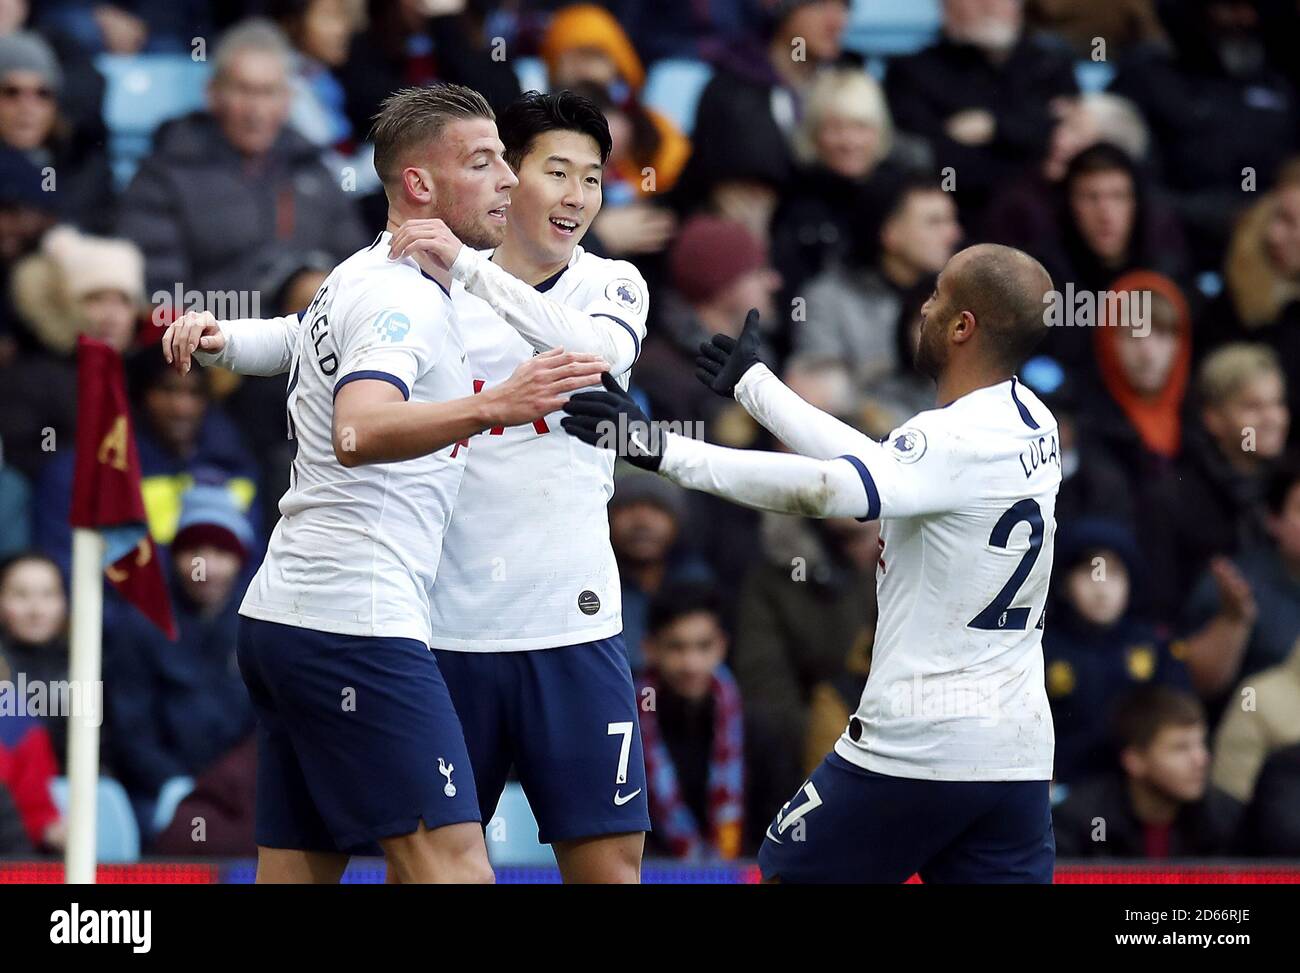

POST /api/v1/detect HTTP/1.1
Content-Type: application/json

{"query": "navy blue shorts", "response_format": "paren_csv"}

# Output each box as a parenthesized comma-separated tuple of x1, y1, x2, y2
(433, 635, 650, 845)
(237, 617, 480, 853)
(759, 752, 1055, 883)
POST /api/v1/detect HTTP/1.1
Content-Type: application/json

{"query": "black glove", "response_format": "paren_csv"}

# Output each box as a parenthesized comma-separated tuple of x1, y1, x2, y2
(560, 372, 664, 471)
(695, 307, 764, 397)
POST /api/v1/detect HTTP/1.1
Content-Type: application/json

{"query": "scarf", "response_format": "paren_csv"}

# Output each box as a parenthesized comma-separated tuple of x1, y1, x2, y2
(637, 665, 744, 860)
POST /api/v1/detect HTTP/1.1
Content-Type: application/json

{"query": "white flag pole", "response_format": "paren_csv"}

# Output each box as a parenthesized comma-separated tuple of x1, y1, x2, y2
(65, 527, 105, 884)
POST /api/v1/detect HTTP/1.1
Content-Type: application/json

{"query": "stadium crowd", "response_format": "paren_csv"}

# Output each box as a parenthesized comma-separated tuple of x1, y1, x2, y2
(2, 0, 1300, 866)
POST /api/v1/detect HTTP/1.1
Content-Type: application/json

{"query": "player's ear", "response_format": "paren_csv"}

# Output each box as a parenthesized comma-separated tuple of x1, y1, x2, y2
(951, 309, 977, 344)
(401, 165, 435, 206)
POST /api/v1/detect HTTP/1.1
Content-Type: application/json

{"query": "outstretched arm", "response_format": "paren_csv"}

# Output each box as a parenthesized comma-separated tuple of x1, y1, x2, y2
(696, 310, 883, 460)
(164, 310, 302, 376)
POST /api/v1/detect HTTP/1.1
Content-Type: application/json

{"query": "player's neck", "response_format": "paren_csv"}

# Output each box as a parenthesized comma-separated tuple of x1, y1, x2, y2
(935, 365, 1014, 408)
(385, 211, 453, 291)
(492, 233, 571, 287)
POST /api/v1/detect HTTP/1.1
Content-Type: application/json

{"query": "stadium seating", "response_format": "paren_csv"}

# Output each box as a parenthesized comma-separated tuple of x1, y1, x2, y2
(49, 776, 140, 863)
(643, 58, 714, 136)
(485, 782, 556, 867)
(843, 0, 942, 57)
(96, 53, 212, 190)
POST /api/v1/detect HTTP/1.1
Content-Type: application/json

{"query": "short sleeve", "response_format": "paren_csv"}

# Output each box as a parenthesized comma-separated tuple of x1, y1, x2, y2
(333, 277, 451, 401)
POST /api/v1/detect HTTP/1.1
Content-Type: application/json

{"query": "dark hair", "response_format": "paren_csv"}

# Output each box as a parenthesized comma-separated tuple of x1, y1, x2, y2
(1112, 686, 1205, 751)
(0, 551, 64, 592)
(646, 582, 723, 637)
(498, 89, 613, 172)
(370, 83, 495, 189)
(1265, 452, 1300, 515)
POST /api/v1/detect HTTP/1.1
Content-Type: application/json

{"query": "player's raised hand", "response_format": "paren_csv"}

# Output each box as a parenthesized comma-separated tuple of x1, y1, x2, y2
(162, 310, 225, 375)
(388, 218, 463, 275)
(561, 372, 662, 471)
(487, 348, 608, 427)
(696, 307, 764, 397)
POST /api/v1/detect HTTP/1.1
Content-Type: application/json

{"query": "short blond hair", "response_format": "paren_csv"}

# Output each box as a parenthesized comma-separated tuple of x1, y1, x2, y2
(370, 83, 494, 189)
(793, 67, 893, 167)
(1198, 343, 1283, 407)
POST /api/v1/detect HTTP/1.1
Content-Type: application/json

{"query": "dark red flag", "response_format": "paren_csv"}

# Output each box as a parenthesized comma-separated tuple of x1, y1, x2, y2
(70, 336, 177, 639)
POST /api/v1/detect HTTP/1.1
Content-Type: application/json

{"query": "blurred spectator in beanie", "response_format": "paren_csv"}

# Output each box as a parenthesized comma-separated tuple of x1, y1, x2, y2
(117, 19, 366, 299)
(1045, 376, 1139, 528)
(1080, 271, 1192, 493)
(1, 226, 145, 483)
(1053, 686, 1242, 858)
(0, 552, 70, 767)
(1139, 343, 1288, 627)
(1236, 742, 1300, 855)
(1043, 519, 1190, 786)
(33, 342, 259, 577)
(1111, 0, 1298, 269)
(884, 0, 1077, 226)
(638, 583, 744, 860)
(772, 66, 912, 295)
(340, 0, 520, 132)
(797, 177, 961, 391)
(0, 30, 113, 232)
(1211, 636, 1300, 808)
(638, 215, 780, 432)
(1024, 0, 1167, 59)
(103, 483, 257, 824)
(610, 468, 714, 671)
(1035, 144, 1191, 371)
(541, 4, 687, 259)
(675, 0, 850, 237)
(1181, 455, 1300, 701)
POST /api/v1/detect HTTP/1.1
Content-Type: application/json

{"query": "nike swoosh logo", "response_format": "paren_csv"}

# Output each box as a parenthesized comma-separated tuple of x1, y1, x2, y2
(613, 788, 642, 806)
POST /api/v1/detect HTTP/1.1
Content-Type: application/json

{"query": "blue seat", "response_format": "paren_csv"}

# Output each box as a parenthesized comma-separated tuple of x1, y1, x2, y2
(512, 56, 549, 96)
(96, 53, 212, 189)
(642, 58, 714, 136)
(485, 782, 556, 867)
(843, 0, 942, 57)
(49, 777, 141, 863)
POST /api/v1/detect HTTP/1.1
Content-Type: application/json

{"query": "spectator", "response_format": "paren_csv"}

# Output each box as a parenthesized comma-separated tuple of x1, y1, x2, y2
(1044, 377, 1139, 529)
(34, 342, 260, 577)
(103, 483, 257, 827)
(1110, 0, 1298, 268)
(151, 733, 256, 857)
(772, 66, 911, 296)
(1035, 143, 1191, 370)
(860, 275, 941, 431)
(1043, 519, 1190, 785)
(610, 469, 714, 670)
(884, 0, 1077, 224)
(982, 92, 1158, 249)
(1236, 742, 1300, 855)
(0, 147, 58, 345)
(638, 215, 780, 433)
(0, 31, 113, 231)
(1181, 455, 1300, 700)
(1024, 0, 1167, 59)
(797, 177, 961, 391)
(116, 19, 367, 300)
(731, 508, 877, 841)
(0, 779, 33, 854)
(638, 583, 744, 860)
(2, 226, 145, 482)
(340, 0, 520, 132)
(0, 552, 70, 766)
(1139, 343, 1289, 625)
(1211, 636, 1300, 806)
(1053, 687, 1242, 858)
(0, 441, 30, 558)
(1080, 270, 1192, 494)
(675, 0, 850, 238)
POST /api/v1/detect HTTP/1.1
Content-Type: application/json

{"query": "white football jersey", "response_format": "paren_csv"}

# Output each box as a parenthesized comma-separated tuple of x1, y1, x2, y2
(239, 232, 471, 645)
(429, 246, 649, 651)
(835, 378, 1060, 781)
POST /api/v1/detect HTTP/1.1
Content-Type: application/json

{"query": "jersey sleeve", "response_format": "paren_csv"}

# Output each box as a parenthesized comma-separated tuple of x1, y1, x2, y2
(332, 277, 450, 401)
(837, 411, 969, 521)
(193, 312, 303, 376)
(450, 248, 646, 375)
